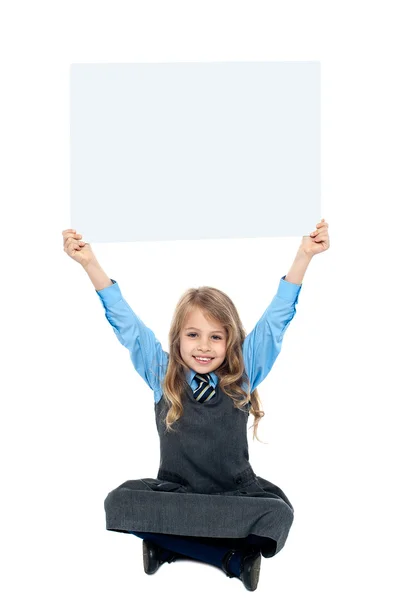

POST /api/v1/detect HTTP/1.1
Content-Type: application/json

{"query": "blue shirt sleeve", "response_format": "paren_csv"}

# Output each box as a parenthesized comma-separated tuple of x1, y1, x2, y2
(243, 276, 302, 393)
(95, 279, 168, 393)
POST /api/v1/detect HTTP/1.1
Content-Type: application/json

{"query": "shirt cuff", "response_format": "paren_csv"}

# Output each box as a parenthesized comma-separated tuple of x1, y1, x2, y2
(277, 275, 302, 302)
(95, 279, 122, 307)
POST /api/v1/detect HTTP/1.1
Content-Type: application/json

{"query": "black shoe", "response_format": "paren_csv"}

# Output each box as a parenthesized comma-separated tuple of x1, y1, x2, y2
(142, 539, 179, 575)
(222, 547, 262, 591)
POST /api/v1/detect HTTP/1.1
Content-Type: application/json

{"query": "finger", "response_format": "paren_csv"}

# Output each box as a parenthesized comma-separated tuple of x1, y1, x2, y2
(63, 232, 81, 238)
(313, 231, 329, 240)
(310, 225, 327, 237)
(65, 238, 85, 251)
(63, 232, 82, 244)
(64, 239, 76, 251)
(74, 243, 85, 250)
(312, 233, 329, 242)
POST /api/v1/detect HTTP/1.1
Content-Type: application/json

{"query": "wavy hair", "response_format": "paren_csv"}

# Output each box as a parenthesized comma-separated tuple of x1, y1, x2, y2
(160, 285, 266, 444)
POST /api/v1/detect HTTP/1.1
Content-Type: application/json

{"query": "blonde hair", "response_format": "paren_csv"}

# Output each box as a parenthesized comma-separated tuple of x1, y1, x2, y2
(160, 285, 266, 444)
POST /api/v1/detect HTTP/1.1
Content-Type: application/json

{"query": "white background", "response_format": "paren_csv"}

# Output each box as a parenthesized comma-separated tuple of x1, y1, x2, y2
(1, 1, 397, 599)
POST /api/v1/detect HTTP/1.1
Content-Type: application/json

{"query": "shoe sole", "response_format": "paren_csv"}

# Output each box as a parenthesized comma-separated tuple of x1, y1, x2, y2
(143, 540, 158, 574)
(242, 551, 261, 591)
(143, 541, 150, 572)
(248, 553, 261, 590)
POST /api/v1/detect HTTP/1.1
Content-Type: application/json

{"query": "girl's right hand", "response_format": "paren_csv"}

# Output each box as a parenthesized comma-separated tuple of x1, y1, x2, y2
(62, 229, 96, 268)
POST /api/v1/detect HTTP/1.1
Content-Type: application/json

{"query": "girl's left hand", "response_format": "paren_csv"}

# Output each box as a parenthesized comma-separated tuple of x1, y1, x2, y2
(299, 218, 330, 257)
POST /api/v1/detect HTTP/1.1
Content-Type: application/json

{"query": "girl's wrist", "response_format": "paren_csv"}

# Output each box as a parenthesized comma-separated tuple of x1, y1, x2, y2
(296, 248, 313, 261)
(82, 257, 100, 271)
(285, 249, 313, 285)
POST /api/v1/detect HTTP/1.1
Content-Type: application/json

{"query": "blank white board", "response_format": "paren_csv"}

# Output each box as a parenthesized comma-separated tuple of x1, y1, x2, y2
(70, 62, 320, 242)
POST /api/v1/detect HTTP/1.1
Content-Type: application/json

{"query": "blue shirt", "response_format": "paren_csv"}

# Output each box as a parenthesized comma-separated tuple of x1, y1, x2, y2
(96, 276, 302, 403)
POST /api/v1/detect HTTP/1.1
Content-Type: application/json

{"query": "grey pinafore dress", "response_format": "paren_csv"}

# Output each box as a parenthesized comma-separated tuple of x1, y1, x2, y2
(104, 379, 294, 556)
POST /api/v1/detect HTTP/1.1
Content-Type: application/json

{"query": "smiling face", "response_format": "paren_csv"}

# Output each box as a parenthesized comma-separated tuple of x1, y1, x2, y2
(179, 306, 227, 373)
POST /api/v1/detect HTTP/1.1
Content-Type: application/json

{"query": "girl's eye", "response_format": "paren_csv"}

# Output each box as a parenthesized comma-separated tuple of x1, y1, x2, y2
(187, 333, 222, 340)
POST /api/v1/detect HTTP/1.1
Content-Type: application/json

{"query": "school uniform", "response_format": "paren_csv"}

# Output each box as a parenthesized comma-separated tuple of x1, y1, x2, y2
(96, 276, 302, 559)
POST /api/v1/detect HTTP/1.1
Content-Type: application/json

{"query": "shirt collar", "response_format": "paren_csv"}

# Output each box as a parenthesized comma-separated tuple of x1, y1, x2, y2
(187, 368, 218, 388)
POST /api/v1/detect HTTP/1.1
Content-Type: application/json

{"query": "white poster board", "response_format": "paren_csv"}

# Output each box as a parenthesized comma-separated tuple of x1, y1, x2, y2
(70, 61, 320, 242)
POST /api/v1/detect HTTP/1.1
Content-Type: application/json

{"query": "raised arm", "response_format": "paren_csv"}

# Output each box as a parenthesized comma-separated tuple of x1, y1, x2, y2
(243, 272, 303, 393)
(95, 277, 169, 392)
(244, 249, 312, 372)
(63, 229, 168, 393)
(243, 218, 330, 392)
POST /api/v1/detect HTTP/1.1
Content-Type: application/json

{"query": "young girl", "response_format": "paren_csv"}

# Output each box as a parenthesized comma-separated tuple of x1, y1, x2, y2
(62, 220, 330, 591)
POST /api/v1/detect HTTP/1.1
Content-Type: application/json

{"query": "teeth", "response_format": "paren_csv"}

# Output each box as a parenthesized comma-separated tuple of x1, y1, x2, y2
(195, 357, 211, 362)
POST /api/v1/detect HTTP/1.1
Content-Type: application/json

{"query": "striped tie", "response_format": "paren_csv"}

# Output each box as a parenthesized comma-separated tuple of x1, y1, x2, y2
(193, 372, 216, 403)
